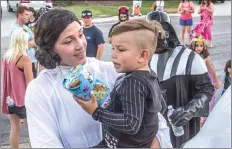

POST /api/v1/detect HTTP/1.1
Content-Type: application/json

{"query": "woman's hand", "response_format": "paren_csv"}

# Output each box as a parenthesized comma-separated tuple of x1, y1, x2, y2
(74, 92, 98, 115)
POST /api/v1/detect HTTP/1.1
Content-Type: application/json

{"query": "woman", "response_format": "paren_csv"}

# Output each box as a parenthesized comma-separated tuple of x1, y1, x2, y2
(178, 0, 195, 46)
(25, 9, 172, 148)
(198, 0, 214, 47)
(1, 28, 33, 148)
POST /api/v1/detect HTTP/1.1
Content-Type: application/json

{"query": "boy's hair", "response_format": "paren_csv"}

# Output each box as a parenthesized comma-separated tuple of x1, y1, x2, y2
(16, 5, 30, 18)
(224, 59, 231, 73)
(190, 36, 209, 59)
(111, 19, 162, 59)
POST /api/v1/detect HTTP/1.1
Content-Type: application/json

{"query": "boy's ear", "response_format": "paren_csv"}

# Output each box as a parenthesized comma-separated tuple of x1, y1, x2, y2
(139, 49, 149, 62)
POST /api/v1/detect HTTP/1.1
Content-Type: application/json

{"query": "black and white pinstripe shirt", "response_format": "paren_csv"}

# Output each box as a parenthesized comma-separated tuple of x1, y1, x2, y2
(92, 70, 162, 148)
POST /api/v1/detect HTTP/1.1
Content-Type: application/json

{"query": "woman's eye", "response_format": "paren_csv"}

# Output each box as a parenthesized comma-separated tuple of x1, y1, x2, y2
(118, 48, 125, 52)
(64, 40, 72, 44)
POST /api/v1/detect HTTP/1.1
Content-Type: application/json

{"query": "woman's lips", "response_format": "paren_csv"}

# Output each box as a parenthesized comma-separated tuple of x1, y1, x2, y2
(74, 51, 84, 58)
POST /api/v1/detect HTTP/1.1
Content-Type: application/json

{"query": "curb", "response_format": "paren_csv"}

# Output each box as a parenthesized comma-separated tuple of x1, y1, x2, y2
(92, 13, 231, 23)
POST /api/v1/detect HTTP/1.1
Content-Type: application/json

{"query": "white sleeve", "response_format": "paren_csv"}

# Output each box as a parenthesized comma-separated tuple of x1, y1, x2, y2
(25, 81, 64, 148)
(156, 113, 173, 148)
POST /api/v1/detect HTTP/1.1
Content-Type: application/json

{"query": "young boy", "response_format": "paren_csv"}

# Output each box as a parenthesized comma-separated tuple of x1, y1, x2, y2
(75, 19, 163, 148)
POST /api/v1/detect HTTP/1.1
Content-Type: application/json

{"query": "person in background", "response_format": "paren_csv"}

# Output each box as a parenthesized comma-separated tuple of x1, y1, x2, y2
(2, 28, 33, 148)
(198, 0, 214, 48)
(108, 6, 130, 44)
(190, 35, 221, 89)
(25, 7, 37, 33)
(82, 10, 105, 60)
(178, 0, 195, 46)
(156, 0, 165, 11)
(189, 35, 220, 125)
(9, 6, 37, 78)
(131, 0, 142, 17)
(221, 60, 231, 93)
(146, 11, 214, 148)
(214, 59, 231, 104)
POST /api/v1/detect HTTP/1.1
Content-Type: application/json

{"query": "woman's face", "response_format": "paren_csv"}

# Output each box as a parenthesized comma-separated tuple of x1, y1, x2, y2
(195, 41, 204, 54)
(54, 21, 87, 66)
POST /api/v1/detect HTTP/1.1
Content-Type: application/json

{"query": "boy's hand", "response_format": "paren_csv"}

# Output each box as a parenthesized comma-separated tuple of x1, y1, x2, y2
(74, 92, 98, 115)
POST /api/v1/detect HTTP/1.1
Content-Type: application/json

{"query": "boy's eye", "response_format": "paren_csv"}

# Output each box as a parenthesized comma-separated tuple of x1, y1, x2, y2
(118, 48, 125, 52)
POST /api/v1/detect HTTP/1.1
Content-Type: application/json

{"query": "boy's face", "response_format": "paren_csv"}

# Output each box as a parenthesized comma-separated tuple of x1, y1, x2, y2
(111, 31, 149, 73)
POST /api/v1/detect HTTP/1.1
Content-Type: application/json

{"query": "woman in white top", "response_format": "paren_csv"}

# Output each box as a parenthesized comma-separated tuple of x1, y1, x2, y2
(25, 8, 172, 148)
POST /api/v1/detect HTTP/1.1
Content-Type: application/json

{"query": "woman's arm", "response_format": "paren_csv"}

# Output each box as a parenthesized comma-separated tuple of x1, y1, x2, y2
(190, 2, 195, 13)
(23, 56, 34, 86)
(205, 56, 221, 89)
(206, 2, 214, 13)
(25, 83, 64, 148)
(177, 3, 183, 14)
(198, 5, 204, 14)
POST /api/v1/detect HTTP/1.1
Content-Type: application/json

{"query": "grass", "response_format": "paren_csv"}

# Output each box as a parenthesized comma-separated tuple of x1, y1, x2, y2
(62, 1, 179, 19)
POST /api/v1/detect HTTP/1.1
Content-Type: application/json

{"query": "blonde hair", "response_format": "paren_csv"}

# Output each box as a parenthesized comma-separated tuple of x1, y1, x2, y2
(3, 28, 28, 63)
(111, 19, 162, 59)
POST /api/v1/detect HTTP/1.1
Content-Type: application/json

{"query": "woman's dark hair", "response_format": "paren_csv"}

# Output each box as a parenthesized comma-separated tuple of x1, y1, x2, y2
(201, 0, 211, 6)
(224, 59, 231, 73)
(181, 0, 190, 2)
(34, 9, 81, 69)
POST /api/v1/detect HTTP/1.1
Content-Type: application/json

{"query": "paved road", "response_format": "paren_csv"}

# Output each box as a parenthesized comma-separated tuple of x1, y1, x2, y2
(1, 2, 231, 146)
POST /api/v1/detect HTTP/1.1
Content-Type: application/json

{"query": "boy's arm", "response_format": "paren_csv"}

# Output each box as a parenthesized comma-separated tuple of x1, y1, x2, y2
(92, 77, 147, 135)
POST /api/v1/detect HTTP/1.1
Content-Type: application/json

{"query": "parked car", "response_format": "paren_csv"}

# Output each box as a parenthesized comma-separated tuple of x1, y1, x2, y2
(7, 0, 52, 12)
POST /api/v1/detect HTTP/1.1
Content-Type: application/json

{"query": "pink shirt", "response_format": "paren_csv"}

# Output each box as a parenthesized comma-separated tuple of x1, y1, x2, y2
(1, 59, 26, 114)
(180, 2, 193, 20)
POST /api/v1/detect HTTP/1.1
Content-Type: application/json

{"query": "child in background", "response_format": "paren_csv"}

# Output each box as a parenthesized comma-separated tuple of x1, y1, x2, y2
(190, 35, 220, 89)
(190, 35, 220, 125)
(156, 0, 165, 11)
(131, 0, 142, 16)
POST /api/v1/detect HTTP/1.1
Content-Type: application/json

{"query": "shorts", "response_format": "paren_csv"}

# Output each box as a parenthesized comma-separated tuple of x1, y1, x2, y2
(8, 105, 26, 119)
(179, 18, 193, 26)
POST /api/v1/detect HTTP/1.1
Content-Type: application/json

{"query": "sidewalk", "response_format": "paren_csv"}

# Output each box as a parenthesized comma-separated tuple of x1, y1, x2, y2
(1, 143, 31, 148)
(93, 1, 231, 23)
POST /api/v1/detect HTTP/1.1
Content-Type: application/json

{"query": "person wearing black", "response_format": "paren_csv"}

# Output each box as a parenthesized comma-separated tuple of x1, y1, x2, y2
(25, 7, 37, 33)
(82, 10, 105, 59)
(146, 11, 214, 148)
(108, 6, 130, 44)
(75, 19, 163, 148)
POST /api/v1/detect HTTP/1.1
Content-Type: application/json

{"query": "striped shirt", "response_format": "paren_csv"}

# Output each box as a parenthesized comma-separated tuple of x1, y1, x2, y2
(92, 70, 162, 148)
